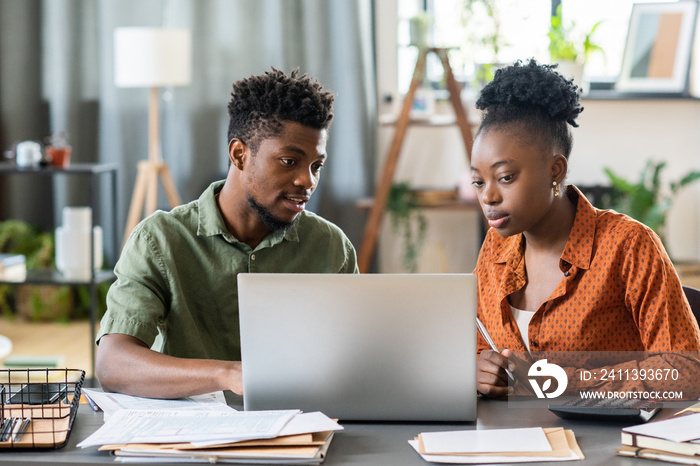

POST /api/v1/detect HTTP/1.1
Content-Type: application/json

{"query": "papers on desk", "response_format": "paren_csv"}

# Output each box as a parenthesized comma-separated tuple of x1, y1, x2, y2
(82, 389, 232, 419)
(79, 409, 343, 464)
(409, 427, 584, 463)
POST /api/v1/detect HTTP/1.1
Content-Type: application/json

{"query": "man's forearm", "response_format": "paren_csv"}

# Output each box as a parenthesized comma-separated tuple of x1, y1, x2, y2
(96, 334, 242, 399)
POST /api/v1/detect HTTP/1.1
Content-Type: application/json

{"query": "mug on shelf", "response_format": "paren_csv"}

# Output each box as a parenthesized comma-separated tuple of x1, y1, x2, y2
(15, 141, 42, 168)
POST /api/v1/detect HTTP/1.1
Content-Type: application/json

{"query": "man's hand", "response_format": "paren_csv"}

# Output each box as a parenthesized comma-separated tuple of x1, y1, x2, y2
(477, 348, 515, 397)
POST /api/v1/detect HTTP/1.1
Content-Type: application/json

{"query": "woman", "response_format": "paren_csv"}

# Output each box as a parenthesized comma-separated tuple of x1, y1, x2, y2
(471, 59, 700, 398)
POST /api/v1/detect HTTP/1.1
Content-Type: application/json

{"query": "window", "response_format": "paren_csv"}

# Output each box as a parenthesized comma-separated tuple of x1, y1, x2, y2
(397, 0, 678, 93)
(560, 0, 676, 81)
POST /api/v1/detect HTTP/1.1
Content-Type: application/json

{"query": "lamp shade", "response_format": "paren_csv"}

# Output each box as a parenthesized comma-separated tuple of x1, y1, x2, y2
(114, 27, 192, 88)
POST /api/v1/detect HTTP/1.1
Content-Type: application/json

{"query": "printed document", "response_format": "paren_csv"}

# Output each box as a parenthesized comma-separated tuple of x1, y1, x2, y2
(421, 427, 551, 454)
(82, 389, 232, 419)
(78, 409, 299, 448)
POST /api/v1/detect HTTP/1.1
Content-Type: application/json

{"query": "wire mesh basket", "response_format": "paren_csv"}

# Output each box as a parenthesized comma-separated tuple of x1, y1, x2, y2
(0, 368, 85, 449)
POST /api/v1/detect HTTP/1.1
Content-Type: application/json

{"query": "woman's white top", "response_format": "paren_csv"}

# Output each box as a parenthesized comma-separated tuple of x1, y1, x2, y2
(510, 306, 535, 351)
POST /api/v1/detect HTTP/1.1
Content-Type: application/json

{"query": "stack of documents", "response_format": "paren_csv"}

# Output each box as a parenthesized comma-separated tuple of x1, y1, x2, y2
(82, 389, 233, 418)
(78, 391, 342, 464)
(617, 411, 700, 465)
(409, 427, 584, 463)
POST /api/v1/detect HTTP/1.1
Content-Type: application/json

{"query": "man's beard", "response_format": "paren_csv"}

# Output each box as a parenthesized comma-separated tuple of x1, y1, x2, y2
(247, 195, 298, 233)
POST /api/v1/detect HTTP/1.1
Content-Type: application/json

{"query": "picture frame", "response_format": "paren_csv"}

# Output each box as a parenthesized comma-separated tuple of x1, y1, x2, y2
(616, 1, 698, 93)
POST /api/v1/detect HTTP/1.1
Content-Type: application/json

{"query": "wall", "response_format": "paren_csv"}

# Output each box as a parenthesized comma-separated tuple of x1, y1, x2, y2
(570, 99, 700, 262)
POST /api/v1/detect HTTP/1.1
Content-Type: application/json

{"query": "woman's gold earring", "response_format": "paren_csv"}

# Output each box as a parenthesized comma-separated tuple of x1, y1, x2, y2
(552, 181, 560, 197)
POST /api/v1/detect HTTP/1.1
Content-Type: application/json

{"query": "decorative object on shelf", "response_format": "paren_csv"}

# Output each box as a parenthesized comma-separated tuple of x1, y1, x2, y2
(0, 254, 26, 282)
(55, 207, 103, 281)
(386, 182, 427, 273)
(409, 11, 433, 48)
(604, 159, 700, 247)
(15, 141, 42, 168)
(410, 85, 435, 119)
(548, 5, 603, 93)
(46, 132, 71, 169)
(114, 27, 192, 245)
(617, 1, 697, 94)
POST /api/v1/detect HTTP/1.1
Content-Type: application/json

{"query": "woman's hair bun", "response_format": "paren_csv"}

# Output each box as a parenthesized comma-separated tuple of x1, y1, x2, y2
(476, 59, 583, 127)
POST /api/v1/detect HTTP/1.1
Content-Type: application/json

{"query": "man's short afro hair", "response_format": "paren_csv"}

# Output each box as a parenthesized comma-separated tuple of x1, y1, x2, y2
(227, 68, 335, 152)
(476, 59, 583, 158)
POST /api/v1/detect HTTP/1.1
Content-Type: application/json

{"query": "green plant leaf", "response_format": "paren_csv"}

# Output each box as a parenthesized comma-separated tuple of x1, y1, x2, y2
(386, 182, 427, 273)
(603, 159, 700, 251)
(649, 160, 665, 195)
(671, 171, 700, 193)
(603, 168, 635, 194)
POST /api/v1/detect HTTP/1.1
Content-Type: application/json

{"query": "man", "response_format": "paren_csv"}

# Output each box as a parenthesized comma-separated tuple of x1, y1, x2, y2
(96, 69, 358, 398)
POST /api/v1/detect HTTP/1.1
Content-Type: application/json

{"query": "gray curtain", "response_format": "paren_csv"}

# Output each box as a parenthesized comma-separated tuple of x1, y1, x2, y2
(1, 0, 376, 263)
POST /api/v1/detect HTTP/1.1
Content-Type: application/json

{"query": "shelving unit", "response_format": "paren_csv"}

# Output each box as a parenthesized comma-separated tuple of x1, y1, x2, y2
(358, 47, 476, 273)
(0, 163, 118, 378)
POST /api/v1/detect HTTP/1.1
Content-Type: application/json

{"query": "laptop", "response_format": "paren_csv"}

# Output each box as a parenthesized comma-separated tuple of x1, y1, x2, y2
(237, 273, 477, 422)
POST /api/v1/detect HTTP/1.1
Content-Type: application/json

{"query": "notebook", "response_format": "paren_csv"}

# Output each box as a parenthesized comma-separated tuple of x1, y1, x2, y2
(237, 273, 477, 422)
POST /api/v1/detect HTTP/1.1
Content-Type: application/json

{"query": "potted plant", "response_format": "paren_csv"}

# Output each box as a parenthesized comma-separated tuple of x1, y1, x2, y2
(0, 219, 109, 322)
(548, 5, 603, 92)
(461, 0, 508, 90)
(386, 182, 428, 273)
(603, 159, 700, 248)
(0, 220, 72, 321)
(409, 11, 433, 49)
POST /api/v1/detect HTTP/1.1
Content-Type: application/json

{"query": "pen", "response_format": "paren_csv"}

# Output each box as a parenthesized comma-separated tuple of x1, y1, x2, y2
(83, 392, 100, 412)
(13, 418, 30, 442)
(9, 418, 22, 442)
(476, 317, 514, 381)
(0, 417, 14, 442)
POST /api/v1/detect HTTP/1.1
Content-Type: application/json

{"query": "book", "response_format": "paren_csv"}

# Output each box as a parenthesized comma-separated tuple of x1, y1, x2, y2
(0, 254, 26, 282)
(616, 445, 700, 465)
(621, 412, 700, 457)
(621, 431, 700, 457)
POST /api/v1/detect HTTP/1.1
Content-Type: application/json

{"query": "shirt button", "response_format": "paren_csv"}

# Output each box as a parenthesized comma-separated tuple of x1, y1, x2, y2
(564, 271, 570, 277)
(251, 254, 256, 260)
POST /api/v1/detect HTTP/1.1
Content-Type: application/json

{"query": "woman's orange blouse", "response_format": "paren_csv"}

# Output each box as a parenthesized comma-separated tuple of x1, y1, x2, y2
(475, 185, 700, 354)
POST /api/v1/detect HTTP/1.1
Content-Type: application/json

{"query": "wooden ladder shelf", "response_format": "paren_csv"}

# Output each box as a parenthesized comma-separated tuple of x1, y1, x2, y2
(357, 47, 474, 273)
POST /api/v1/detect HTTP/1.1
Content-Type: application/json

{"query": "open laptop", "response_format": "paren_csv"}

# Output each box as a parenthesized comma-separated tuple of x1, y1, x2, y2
(238, 273, 477, 422)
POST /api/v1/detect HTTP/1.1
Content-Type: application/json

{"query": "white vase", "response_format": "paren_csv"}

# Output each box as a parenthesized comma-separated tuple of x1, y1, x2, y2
(55, 207, 103, 281)
(555, 60, 587, 94)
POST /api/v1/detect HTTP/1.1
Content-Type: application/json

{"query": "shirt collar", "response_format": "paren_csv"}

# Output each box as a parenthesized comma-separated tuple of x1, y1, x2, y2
(560, 185, 596, 271)
(483, 185, 596, 271)
(197, 180, 301, 247)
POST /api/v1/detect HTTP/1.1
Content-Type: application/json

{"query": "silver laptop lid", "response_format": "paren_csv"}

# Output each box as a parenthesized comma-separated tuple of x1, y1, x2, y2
(238, 273, 477, 422)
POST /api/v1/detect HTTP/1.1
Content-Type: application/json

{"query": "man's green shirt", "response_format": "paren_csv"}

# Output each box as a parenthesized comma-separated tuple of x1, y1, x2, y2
(97, 180, 358, 361)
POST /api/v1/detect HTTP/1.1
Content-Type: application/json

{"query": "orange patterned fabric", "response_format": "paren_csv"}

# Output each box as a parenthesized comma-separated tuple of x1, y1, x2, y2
(475, 185, 700, 355)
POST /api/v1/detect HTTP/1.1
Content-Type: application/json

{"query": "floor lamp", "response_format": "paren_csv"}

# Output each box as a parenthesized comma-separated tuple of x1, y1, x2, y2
(114, 27, 192, 245)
